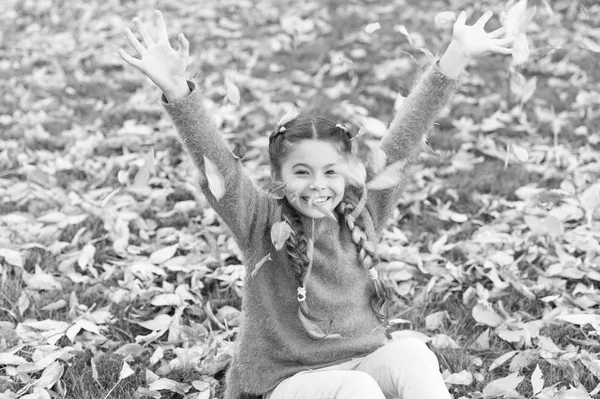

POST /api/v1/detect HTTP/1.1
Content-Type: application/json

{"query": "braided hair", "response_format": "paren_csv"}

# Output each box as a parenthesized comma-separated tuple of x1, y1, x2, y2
(268, 115, 391, 339)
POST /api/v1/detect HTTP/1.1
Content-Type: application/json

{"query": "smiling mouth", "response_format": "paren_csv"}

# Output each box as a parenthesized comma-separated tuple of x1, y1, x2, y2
(301, 196, 331, 204)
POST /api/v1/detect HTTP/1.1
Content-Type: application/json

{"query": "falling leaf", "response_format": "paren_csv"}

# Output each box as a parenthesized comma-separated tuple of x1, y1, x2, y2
(225, 78, 240, 105)
(434, 11, 457, 27)
(501, 0, 536, 66)
(266, 180, 287, 199)
(357, 116, 387, 137)
(119, 361, 135, 380)
(203, 156, 226, 201)
(337, 155, 367, 187)
(366, 160, 406, 190)
(365, 141, 387, 175)
(277, 107, 300, 128)
(132, 146, 154, 188)
(531, 364, 544, 395)
(312, 202, 338, 221)
(251, 253, 272, 278)
(482, 372, 523, 398)
(270, 221, 294, 250)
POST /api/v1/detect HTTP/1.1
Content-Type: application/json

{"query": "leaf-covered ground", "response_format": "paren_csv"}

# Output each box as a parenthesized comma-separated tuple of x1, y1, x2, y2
(1, 0, 600, 398)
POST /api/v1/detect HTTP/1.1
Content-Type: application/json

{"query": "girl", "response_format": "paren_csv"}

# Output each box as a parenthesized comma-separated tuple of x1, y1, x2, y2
(119, 9, 513, 399)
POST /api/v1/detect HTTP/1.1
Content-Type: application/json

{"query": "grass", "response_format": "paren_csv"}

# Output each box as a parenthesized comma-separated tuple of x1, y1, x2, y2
(2, 0, 599, 397)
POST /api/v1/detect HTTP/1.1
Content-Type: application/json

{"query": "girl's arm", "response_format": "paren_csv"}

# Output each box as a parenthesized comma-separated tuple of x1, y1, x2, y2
(367, 11, 513, 232)
(119, 11, 272, 249)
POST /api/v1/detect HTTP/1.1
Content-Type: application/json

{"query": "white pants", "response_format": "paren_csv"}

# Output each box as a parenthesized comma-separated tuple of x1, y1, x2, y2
(266, 338, 452, 399)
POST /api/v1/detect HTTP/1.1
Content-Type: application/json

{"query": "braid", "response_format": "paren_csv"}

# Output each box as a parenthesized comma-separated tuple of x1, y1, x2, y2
(338, 199, 391, 325)
(280, 200, 338, 339)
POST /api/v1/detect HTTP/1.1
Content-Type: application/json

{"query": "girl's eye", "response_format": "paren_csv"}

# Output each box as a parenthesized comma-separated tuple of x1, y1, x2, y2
(326, 170, 336, 175)
(295, 170, 308, 175)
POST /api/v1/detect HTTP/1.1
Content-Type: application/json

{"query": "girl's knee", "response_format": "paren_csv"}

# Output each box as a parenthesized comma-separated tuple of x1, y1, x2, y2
(340, 371, 385, 398)
(386, 338, 440, 368)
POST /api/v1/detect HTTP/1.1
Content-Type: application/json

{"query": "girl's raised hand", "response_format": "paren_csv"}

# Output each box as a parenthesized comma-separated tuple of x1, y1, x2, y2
(451, 11, 514, 58)
(118, 10, 190, 101)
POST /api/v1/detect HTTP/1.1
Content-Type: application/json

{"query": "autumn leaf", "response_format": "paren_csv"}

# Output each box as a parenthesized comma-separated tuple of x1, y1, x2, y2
(203, 156, 226, 201)
(482, 372, 523, 398)
(510, 142, 529, 162)
(366, 160, 406, 190)
(277, 107, 300, 128)
(270, 221, 294, 250)
(501, 0, 537, 66)
(132, 146, 155, 188)
(225, 78, 240, 105)
(251, 253, 272, 278)
(119, 361, 135, 380)
(336, 155, 366, 187)
(531, 364, 544, 395)
(434, 11, 457, 27)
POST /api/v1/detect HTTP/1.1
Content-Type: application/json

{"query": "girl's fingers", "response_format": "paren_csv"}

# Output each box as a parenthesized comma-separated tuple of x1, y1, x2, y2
(491, 46, 513, 55)
(124, 27, 146, 56)
(455, 10, 467, 27)
(488, 27, 506, 39)
(493, 37, 514, 47)
(133, 17, 155, 47)
(474, 11, 493, 28)
(117, 49, 143, 69)
(155, 10, 169, 42)
(178, 33, 189, 58)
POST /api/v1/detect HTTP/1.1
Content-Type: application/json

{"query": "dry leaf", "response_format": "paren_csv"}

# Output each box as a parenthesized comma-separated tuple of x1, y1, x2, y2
(434, 11, 457, 27)
(225, 78, 240, 105)
(119, 361, 135, 380)
(132, 146, 154, 188)
(149, 244, 179, 265)
(510, 142, 529, 162)
(472, 303, 503, 327)
(482, 372, 523, 398)
(277, 107, 300, 128)
(366, 160, 406, 190)
(270, 221, 294, 250)
(203, 156, 226, 201)
(531, 364, 544, 395)
(251, 253, 272, 278)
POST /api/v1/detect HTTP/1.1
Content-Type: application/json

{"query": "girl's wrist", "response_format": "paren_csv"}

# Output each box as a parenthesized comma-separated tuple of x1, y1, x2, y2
(438, 40, 470, 79)
(163, 79, 191, 102)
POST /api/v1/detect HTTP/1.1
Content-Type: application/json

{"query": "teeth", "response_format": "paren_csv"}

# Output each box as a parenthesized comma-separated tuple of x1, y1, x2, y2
(302, 197, 330, 204)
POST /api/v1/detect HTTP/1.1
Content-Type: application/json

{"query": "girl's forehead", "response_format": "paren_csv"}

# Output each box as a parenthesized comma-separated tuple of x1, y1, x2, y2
(282, 140, 343, 166)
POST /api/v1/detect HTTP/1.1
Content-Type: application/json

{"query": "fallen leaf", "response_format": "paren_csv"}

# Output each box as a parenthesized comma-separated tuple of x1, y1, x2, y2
(119, 361, 135, 380)
(149, 244, 179, 264)
(531, 364, 544, 395)
(482, 372, 523, 398)
(225, 78, 240, 105)
(132, 146, 154, 188)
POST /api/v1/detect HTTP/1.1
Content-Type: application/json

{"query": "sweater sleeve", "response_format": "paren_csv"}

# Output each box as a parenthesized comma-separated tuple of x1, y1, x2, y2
(367, 62, 461, 233)
(162, 81, 272, 250)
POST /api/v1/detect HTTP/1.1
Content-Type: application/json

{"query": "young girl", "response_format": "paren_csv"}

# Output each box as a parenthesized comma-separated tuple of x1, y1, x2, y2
(119, 9, 513, 399)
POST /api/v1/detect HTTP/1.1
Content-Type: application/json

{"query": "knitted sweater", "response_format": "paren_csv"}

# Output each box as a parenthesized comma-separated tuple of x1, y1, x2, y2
(162, 62, 460, 399)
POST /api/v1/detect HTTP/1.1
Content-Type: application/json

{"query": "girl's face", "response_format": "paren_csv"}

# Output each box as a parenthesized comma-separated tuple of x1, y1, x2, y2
(278, 139, 346, 219)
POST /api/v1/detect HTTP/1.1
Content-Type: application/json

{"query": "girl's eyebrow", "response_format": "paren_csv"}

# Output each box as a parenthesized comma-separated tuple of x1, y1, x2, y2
(293, 162, 337, 169)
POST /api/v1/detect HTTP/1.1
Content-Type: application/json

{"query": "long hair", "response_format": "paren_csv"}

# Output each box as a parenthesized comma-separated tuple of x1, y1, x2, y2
(268, 116, 392, 339)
